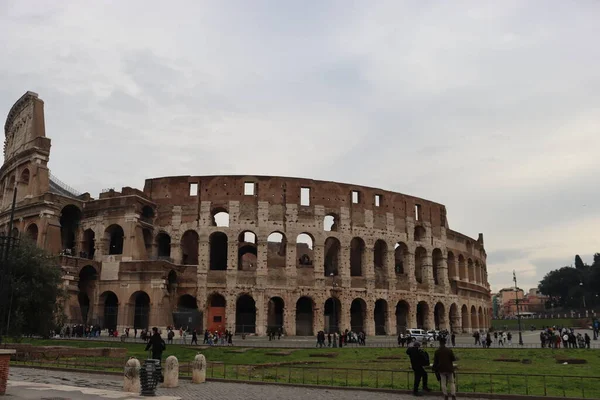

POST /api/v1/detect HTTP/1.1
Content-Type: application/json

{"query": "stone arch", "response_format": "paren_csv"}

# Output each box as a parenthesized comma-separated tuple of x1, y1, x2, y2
(267, 231, 286, 269)
(211, 207, 230, 227)
(323, 213, 339, 232)
(99, 291, 118, 330)
(105, 224, 124, 255)
(174, 294, 202, 331)
(374, 299, 388, 335)
(207, 293, 226, 332)
(324, 297, 341, 333)
(395, 300, 410, 333)
(156, 232, 171, 259)
(267, 296, 285, 332)
(434, 302, 446, 330)
(130, 291, 151, 330)
(414, 225, 426, 241)
(414, 246, 427, 284)
(209, 232, 228, 270)
(449, 303, 459, 333)
(350, 298, 367, 332)
(296, 233, 314, 267)
(25, 223, 38, 243)
(461, 305, 469, 332)
(394, 242, 408, 274)
(141, 205, 154, 220)
(236, 294, 256, 334)
(432, 248, 443, 285)
(458, 254, 467, 281)
(416, 301, 430, 330)
(20, 168, 30, 185)
(468, 258, 475, 282)
(181, 230, 199, 265)
(447, 252, 456, 279)
(324, 237, 341, 276)
(374, 240, 388, 288)
(238, 231, 257, 271)
(295, 296, 314, 336)
(167, 270, 177, 293)
(350, 237, 365, 277)
(470, 305, 478, 331)
(82, 229, 95, 259)
(77, 265, 97, 324)
(60, 205, 82, 253)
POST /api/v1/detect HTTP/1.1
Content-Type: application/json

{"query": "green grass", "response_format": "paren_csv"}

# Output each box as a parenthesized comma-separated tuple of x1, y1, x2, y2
(492, 318, 590, 330)
(8, 339, 600, 398)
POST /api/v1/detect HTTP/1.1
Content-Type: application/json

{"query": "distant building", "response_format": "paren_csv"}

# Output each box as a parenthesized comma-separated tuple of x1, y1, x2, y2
(496, 287, 548, 318)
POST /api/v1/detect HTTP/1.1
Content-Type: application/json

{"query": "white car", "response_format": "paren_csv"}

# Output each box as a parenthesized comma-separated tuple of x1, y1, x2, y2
(407, 329, 435, 342)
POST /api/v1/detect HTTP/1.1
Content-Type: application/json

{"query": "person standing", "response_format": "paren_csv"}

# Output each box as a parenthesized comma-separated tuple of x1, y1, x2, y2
(406, 341, 432, 396)
(451, 332, 456, 347)
(191, 329, 198, 345)
(433, 337, 457, 400)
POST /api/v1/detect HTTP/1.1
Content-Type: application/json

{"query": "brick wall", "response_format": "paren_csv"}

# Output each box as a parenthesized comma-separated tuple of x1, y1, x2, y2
(0, 353, 12, 395)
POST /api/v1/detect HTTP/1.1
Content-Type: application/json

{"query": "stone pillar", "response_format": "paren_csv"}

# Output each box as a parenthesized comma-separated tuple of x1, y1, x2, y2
(162, 356, 179, 388)
(170, 239, 182, 265)
(426, 305, 435, 331)
(285, 303, 296, 337)
(406, 250, 416, 288)
(314, 301, 324, 335)
(340, 299, 350, 332)
(0, 350, 16, 395)
(387, 305, 396, 336)
(364, 302, 374, 336)
(440, 256, 450, 292)
(386, 248, 396, 291)
(424, 252, 434, 291)
(364, 244, 375, 281)
(340, 245, 351, 288)
(192, 354, 206, 384)
(313, 244, 324, 276)
(255, 292, 266, 336)
(123, 357, 141, 393)
(408, 303, 417, 329)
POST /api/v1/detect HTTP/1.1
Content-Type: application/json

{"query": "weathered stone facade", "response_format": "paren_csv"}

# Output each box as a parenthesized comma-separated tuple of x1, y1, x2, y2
(1, 92, 491, 336)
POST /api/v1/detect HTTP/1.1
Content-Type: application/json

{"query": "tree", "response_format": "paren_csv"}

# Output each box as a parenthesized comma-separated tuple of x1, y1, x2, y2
(3, 238, 66, 338)
(575, 254, 585, 270)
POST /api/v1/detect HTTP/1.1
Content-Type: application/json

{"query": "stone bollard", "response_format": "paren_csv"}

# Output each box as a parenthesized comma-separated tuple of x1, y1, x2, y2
(192, 353, 206, 384)
(123, 357, 141, 394)
(161, 355, 179, 388)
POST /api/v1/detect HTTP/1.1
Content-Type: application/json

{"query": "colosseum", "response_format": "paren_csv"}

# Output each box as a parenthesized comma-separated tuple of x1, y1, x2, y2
(1, 91, 491, 336)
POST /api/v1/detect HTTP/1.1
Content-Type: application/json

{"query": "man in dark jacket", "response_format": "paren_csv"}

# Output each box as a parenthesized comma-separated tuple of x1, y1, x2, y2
(433, 338, 457, 400)
(406, 341, 431, 396)
(145, 327, 166, 361)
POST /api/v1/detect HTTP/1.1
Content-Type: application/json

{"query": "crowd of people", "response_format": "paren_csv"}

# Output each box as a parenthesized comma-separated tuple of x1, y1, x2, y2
(539, 327, 591, 348)
(315, 329, 367, 347)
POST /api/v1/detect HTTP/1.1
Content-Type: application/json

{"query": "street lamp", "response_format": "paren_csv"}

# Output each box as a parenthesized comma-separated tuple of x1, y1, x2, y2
(513, 270, 524, 346)
(580, 282, 586, 310)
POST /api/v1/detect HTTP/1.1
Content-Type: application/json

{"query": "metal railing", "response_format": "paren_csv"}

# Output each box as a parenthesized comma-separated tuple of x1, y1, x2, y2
(9, 353, 600, 398)
(49, 173, 81, 197)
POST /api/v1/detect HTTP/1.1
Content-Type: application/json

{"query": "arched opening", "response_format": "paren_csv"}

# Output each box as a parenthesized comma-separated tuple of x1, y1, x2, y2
(25, 223, 38, 243)
(236, 294, 256, 334)
(174, 294, 202, 331)
(414, 246, 427, 284)
(374, 240, 388, 288)
(100, 291, 118, 330)
(447, 252, 457, 280)
(211, 208, 230, 227)
(458, 255, 467, 281)
(238, 231, 257, 271)
(142, 228, 152, 258)
(78, 292, 90, 325)
(296, 233, 314, 267)
(475, 261, 481, 284)
(20, 168, 30, 185)
(141, 205, 154, 221)
(207, 293, 226, 332)
(432, 248, 443, 285)
(374, 299, 388, 335)
(394, 242, 408, 274)
(414, 225, 426, 241)
(395, 301, 409, 333)
(132, 292, 150, 330)
(350, 298, 367, 332)
(470, 305, 478, 331)
(105, 224, 124, 255)
(434, 302, 446, 330)
(468, 259, 475, 282)
(78, 265, 97, 294)
(324, 237, 340, 276)
(296, 296, 314, 336)
(324, 297, 341, 333)
(267, 232, 286, 268)
(267, 297, 284, 332)
(478, 306, 485, 330)
(350, 237, 365, 277)
(323, 213, 339, 232)
(181, 230, 199, 265)
(209, 232, 228, 270)
(416, 301, 429, 330)
(461, 305, 469, 332)
(60, 205, 82, 253)
(82, 229, 95, 259)
(167, 270, 177, 293)
(156, 232, 171, 259)
(449, 304, 459, 333)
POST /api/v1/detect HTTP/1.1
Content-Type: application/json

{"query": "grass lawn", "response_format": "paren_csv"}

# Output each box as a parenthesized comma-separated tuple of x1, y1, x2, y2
(9, 339, 600, 398)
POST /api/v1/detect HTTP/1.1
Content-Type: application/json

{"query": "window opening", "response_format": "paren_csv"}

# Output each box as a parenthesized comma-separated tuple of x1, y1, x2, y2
(244, 182, 256, 196)
(300, 187, 310, 206)
(189, 183, 198, 196)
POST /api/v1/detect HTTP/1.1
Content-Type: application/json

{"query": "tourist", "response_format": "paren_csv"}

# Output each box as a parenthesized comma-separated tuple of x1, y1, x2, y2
(585, 333, 591, 349)
(406, 341, 431, 396)
(451, 332, 456, 347)
(433, 337, 457, 400)
(145, 327, 166, 382)
(191, 329, 198, 345)
(507, 332, 512, 346)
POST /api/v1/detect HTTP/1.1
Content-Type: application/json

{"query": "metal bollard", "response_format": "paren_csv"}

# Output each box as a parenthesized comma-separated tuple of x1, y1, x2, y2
(123, 357, 141, 393)
(192, 353, 206, 384)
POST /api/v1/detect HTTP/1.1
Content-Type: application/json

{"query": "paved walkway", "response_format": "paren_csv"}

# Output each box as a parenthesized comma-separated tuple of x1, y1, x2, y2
(7, 367, 480, 400)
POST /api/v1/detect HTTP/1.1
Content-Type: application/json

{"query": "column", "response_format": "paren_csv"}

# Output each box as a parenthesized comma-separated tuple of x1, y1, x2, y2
(364, 302, 374, 336)
(387, 305, 396, 336)
(424, 252, 434, 292)
(406, 250, 416, 288)
(255, 292, 266, 336)
(340, 299, 350, 332)
(408, 301, 417, 329)
(285, 302, 296, 336)
(170, 239, 182, 264)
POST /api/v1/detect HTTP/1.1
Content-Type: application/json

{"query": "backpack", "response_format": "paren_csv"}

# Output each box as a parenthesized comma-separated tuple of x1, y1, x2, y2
(420, 349, 430, 366)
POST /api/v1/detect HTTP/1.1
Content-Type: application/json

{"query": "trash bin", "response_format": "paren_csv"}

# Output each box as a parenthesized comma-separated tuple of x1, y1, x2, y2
(140, 359, 161, 396)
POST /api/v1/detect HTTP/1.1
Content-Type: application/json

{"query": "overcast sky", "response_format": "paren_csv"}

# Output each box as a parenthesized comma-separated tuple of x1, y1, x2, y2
(2, 1, 599, 292)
